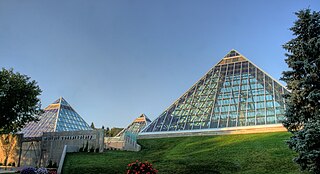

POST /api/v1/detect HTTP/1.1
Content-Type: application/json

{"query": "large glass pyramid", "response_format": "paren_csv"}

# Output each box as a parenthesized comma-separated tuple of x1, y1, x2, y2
(21, 97, 91, 138)
(142, 50, 288, 133)
(116, 114, 151, 137)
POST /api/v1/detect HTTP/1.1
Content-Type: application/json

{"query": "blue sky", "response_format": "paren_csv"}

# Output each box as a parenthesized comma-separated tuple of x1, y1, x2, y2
(0, 0, 319, 128)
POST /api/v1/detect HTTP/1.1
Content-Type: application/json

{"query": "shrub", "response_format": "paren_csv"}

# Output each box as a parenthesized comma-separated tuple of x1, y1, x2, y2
(21, 167, 37, 174)
(95, 147, 100, 153)
(47, 160, 53, 168)
(36, 167, 48, 174)
(52, 162, 58, 168)
(0, 162, 3, 166)
(84, 141, 88, 152)
(89, 146, 95, 153)
(127, 160, 158, 174)
(7, 162, 15, 166)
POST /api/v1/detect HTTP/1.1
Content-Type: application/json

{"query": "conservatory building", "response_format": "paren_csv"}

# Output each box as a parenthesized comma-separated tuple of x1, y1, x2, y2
(139, 50, 288, 138)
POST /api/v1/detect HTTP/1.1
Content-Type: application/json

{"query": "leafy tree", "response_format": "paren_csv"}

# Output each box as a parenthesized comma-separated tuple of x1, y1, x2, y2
(109, 127, 123, 137)
(282, 9, 320, 173)
(0, 68, 42, 134)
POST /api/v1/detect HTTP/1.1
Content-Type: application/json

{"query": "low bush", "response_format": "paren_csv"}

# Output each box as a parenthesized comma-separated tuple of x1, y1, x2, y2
(52, 162, 58, 168)
(127, 160, 158, 174)
(21, 167, 36, 174)
(95, 148, 99, 153)
(6, 162, 15, 167)
(47, 160, 53, 168)
(83, 141, 88, 152)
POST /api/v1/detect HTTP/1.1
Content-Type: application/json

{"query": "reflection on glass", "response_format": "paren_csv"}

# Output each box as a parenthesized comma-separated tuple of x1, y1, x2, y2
(21, 97, 91, 137)
(143, 50, 288, 133)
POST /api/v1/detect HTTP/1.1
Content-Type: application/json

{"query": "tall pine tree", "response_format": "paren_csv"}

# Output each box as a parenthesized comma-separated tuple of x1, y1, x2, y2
(282, 9, 320, 173)
(90, 122, 95, 129)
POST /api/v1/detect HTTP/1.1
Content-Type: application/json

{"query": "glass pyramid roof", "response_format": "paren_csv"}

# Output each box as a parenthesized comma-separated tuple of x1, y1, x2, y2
(116, 114, 151, 137)
(21, 97, 91, 138)
(142, 50, 288, 133)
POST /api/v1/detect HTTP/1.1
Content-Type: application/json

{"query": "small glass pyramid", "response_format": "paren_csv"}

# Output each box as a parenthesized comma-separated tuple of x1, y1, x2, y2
(21, 97, 91, 137)
(116, 114, 151, 137)
(142, 50, 288, 133)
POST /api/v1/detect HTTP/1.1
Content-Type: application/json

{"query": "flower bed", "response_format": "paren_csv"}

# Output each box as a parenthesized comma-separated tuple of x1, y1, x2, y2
(127, 160, 158, 174)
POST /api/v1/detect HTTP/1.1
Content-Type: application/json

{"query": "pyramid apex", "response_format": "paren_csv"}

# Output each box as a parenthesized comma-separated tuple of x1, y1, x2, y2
(223, 49, 242, 58)
(20, 96, 91, 137)
(140, 113, 146, 117)
(217, 49, 247, 65)
(134, 114, 149, 123)
(140, 114, 151, 123)
(141, 50, 289, 134)
(115, 114, 151, 137)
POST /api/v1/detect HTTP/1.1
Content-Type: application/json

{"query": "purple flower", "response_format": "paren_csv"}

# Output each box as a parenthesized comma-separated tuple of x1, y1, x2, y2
(21, 167, 36, 174)
(36, 167, 48, 174)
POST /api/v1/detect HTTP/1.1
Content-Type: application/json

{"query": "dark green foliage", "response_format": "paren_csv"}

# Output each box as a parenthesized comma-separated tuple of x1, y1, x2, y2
(90, 122, 95, 129)
(95, 148, 99, 153)
(79, 143, 85, 152)
(105, 127, 110, 136)
(84, 141, 88, 152)
(0, 68, 42, 134)
(282, 9, 320, 173)
(52, 162, 58, 168)
(7, 162, 15, 166)
(47, 160, 53, 168)
(89, 146, 95, 153)
(109, 127, 123, 137)
(63, 132, 303, 174)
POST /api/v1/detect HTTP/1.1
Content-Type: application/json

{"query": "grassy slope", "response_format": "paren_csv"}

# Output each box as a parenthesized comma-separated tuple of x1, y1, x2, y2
(63, 132, 304, 174)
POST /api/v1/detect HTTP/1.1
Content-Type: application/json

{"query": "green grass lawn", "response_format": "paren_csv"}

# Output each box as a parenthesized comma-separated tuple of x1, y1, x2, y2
(62, 132, 305, 174)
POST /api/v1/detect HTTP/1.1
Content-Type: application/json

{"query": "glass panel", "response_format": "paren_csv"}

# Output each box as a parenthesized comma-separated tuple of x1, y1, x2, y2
(142, 52, 289, 133)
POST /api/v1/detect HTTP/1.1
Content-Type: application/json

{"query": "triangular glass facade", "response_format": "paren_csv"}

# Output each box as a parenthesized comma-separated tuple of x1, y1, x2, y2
(116, 114, 151, 137)
(21, 97, 91, 137)
(142, 50, 288, 133)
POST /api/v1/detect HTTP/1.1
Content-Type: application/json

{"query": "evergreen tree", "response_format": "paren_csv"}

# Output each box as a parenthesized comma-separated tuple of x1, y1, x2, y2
(282, 9, 320, 173)
(90, 122, 95, 129)
(106, 127, 110, 137)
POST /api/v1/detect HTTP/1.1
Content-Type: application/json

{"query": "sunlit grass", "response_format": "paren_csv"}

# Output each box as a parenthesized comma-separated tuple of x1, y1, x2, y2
(63, 132, 305, 174)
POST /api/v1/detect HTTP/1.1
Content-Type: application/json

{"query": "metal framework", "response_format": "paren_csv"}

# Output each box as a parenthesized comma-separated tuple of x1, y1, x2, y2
(116, 114, 151, 137)
(21, 97, 91, 138)
(142, 50, 288, 133)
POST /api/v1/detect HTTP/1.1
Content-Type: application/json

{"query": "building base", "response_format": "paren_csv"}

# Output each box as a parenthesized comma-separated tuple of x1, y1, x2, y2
(138, 124, 287, 139)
